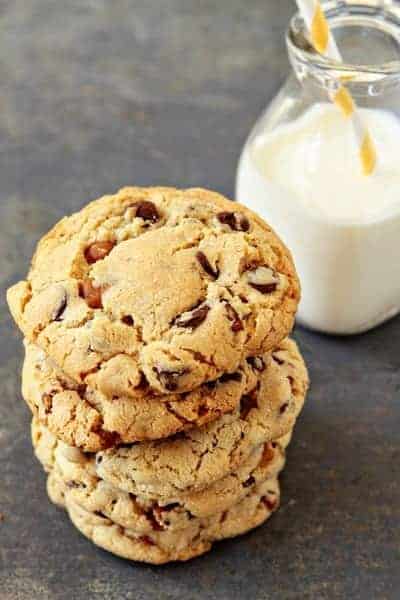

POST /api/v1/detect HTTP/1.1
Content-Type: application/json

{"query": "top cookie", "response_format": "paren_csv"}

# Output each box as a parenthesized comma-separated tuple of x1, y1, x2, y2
(7, 187, 300, 398)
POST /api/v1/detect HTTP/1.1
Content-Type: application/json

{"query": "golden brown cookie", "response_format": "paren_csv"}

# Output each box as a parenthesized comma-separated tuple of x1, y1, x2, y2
(49, 473, 281, 565)
(32, 416, 290, 527)
(8, 187, 300, 399)
(23, 341, 257, 451)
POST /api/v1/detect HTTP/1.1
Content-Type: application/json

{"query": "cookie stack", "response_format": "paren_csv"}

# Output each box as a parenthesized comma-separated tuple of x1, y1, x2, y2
(7, 187, 308, 564)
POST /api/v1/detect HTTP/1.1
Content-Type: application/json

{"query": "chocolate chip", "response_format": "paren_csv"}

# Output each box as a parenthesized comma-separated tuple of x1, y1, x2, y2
(251, 282, 278, 294)
(198, 404, 209, 417)
(139, 535, 155, 546)
(53, 291, 67, 322)
(218, 372, 242, 384)
(94, 511, 107, 518)
(196, 251, 219, 279)
(154, 367, 189, 392)
(247, 266, 279, 294)
(243, 476, 255, 488)
(79, 280, 103, 309)
(161, 503, 180, 512)
(272, 354, 284, 366)
(133, 201, 159, 223)
(240, 390, 258, 419)
(136, 372, 149, 390)
(85, 241, 115, 264)
(279, 402, 289, 414)
(224, 302, 243, 333)
(66, 480, 81, 489)
(217, 212, 250, 232)
(42, 393, 53, 414)
(121, 315, 134, 326)
(262, 496, 277, 511)
(175, 304, 210, 329)
(247, 356, 265, 372)
(96, 455, 103, 464)
(146, 507, 166, 532)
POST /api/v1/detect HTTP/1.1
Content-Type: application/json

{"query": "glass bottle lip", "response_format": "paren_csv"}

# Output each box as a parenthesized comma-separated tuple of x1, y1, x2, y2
(286, 0, 400, 82)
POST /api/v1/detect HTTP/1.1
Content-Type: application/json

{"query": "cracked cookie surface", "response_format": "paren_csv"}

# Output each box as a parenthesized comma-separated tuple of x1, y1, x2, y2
(32, 417, 289, 527)
(23, 341, 257, 451)
(49, 470, 281, 564)
(8, 187, 300, 398)
(92, 338, 307, 496)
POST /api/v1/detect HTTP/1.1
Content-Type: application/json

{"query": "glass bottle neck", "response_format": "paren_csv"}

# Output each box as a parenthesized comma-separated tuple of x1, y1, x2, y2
(287, 1, 400, 98)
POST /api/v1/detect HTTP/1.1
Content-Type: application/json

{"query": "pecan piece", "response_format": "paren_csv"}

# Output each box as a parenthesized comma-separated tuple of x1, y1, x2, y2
(175, 303, 210, 329)
(84, 241, 115, 264)
(247, 266, 279, 294)
(196, 251, 219, 279)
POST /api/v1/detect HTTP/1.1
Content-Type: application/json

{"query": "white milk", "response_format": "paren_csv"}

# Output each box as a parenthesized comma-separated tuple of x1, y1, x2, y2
(236, 103, 400, 334)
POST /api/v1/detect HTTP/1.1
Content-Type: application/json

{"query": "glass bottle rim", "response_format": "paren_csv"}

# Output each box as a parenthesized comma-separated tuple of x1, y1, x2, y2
(286, 0, 400, 82)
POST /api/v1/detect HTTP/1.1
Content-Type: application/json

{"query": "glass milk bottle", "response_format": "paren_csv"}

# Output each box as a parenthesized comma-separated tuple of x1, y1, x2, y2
(236, 0, 400, 335)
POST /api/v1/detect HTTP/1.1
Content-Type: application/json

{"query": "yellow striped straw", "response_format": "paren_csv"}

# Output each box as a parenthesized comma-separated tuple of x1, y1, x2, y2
(295, 0, 377, 175)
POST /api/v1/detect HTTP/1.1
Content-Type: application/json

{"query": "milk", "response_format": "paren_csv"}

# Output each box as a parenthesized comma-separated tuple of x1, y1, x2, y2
(236, 103, 400, 334)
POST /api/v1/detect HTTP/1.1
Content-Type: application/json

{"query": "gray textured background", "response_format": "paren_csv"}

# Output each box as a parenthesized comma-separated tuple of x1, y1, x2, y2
(0, 1, 399, 599)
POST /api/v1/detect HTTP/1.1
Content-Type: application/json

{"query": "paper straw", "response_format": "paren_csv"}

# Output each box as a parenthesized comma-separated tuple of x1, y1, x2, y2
(295, 0, 377, 175)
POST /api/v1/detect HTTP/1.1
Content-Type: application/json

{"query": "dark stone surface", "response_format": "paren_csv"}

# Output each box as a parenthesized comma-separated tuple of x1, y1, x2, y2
(0, 1, 399, 598)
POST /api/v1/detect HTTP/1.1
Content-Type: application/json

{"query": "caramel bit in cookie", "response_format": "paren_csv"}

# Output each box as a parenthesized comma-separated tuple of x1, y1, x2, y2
(243, 475, 256, 488)
(217, 211, 250, 232)
(247, 356, 265, 372)
(133, 200, 160, 223)
(224, 302, 243, 332)
(52, 290, 67, 322)
(196, 251, 219, 279)
(262, 495, 278, 511)
(240, 389, 258, 419)
(84, 241, 115, 264)
(79, 279, 103, 309)
(121, 315, 134, 326)
(175, 303, 210, 329)
(247, 266, 279, 294)
(260, 443, 275, 467)
(154, 367, 189, 392)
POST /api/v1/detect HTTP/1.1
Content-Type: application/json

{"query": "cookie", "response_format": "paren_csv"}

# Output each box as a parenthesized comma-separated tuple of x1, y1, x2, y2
(32, 417, 289, 526)
(49, 473, 281, 564)
(94, 338, 308, 496)
(23, 341, 257, 451)
(8, 187, 300, 399)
